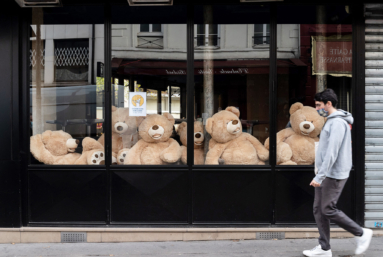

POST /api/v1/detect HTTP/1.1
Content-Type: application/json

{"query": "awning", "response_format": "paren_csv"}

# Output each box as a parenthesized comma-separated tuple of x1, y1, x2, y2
(112, 58, 307, 76)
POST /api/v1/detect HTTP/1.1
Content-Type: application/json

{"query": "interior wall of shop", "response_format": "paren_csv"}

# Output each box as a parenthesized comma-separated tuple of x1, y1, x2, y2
(0, 0, 368, 227)
(0, 0, 22, 227)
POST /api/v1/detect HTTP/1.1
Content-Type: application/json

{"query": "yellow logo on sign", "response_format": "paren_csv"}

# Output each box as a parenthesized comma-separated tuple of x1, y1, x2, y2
(132, 94, 144, 107)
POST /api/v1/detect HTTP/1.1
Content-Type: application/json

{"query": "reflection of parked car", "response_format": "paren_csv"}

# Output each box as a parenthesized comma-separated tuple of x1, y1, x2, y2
(30, 84, 104, 138)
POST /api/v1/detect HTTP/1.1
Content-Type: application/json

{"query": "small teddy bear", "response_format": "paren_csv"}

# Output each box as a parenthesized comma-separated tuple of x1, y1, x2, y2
(98, 106, 144, 164)
(177, 121, 205, 165)
(30, 130, 82, 165)
(205, 106, 269, 165)
(124, 113, 182, 165)
(264, 102, 325, 165)
(74, 137, 105, 165)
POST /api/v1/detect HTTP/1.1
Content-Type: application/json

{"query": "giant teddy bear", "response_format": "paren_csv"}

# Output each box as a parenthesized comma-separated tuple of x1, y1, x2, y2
(205, 106, 269, 165)
(30, 130, 105, 165)
(124, 113, 181, 165)
(177, 121, 205, 165)
(264, 102, 325, 165)
(98, 106, 144, 164)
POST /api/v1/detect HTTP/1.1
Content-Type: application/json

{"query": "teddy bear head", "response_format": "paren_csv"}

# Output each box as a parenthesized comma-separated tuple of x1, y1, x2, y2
(41, 130, 79, 156)
(289, 102, 325, 138)
(139, 113, 175, 143)
(177, 121, 204, 149)
(206, 106, 242, 143)
(112, 106, 144, 136)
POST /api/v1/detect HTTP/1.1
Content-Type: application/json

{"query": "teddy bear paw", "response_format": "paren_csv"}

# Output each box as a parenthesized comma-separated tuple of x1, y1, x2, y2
(90, 151, 105, 165)
(117, 150, 129, 165)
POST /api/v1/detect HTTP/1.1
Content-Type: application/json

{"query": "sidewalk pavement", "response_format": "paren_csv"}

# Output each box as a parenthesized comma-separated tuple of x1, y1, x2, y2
(0, 236, 382, 257)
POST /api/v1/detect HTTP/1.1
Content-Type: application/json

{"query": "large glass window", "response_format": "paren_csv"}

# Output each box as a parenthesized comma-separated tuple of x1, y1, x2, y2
(276, 5, 352, 165)
(111, 5, 187, 165)
(29, 6, 105, 165)
(194, 5, 271, 165)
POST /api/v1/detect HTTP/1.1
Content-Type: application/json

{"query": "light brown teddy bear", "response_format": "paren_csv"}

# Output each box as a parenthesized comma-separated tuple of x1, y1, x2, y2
(124, 113, 182, 165)
(30, 130, 105, 165)
(205, 106, 269, 165)
(177, 121, 205, 165)
(98, 106, 144, 164)
(264, 102, 325, 165)
(74, 137, 105, 165)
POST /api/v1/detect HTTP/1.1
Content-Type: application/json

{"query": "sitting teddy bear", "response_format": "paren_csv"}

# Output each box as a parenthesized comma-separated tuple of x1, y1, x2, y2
(205, 106, 269, 165)
(98, 106, 144, 164)
(30, 130, 105, 165)
(177, 121, 205, 165)
(124, 113, 181, 165)
(264, 102, 325, 165)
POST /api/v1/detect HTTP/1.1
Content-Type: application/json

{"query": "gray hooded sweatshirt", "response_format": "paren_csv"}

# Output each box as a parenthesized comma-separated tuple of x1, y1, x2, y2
(314, 109, 353, 184)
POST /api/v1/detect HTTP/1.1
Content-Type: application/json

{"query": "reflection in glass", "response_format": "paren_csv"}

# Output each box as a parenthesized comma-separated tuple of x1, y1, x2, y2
(29, 7, 105, 165)
(275, 5, 352, 165)
(111, 19, 187, 165)
(194, 5, 271, 165)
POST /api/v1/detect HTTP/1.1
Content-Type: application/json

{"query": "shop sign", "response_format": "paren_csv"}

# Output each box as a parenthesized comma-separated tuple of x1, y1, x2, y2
(312, 35, 352, 77)
(129, 92, 147, 116)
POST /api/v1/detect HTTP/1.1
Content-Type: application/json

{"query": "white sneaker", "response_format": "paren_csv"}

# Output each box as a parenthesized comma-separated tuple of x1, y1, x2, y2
(355, 228, 373, 255)
(303, 245, 332, 257)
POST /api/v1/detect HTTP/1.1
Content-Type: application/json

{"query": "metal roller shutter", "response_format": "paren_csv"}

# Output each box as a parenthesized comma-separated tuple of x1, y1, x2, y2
(365, 4, 383, 229)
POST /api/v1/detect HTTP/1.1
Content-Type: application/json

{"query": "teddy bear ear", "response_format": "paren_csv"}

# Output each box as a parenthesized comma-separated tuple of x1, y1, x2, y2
(112, 106, 118, 112)
(225, 106, 240, 118)
(289, 102, 304, 115)
(163, 113, 175, 126)
(41, 130, 52, 144)
(206, 118, 213, 134)
(136, 116, 146, 126)
(177, 122, 187, 135)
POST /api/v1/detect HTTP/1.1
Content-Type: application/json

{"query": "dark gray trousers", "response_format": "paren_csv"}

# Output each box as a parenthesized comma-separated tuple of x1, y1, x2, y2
(313, 177, 363, 251)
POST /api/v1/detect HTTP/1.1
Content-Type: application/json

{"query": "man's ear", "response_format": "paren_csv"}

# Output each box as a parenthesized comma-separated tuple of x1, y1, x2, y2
(289, 102, 304, 115)
(177, 122, 187, 135)
(225, 106, 240, 118)
(41, 130, 52, 145)
(206, 118, 213, 134)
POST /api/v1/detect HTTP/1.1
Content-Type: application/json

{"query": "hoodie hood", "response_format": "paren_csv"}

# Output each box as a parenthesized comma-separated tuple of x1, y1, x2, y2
(327, 109, 354, 125)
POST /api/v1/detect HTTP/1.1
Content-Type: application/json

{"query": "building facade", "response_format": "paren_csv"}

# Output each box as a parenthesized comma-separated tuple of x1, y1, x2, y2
(0, 0, 382, 241)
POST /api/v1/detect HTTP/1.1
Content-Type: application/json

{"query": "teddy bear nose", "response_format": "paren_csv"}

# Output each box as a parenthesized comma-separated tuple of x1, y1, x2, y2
(75, 139, 79, 145)
(152, 125, 159, 130)
(195, 133, 201, 138)
(303, 124, 310, 129)
(232, 120, 239, 125)
(117, 126, 123, 131)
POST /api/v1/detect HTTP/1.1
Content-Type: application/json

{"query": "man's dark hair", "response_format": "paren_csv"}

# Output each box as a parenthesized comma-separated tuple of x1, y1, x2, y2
(314, 88, 338, 108)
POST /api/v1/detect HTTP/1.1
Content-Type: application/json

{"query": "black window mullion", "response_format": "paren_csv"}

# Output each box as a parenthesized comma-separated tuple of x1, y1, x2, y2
(104, 3, 112, 225)
(269, 3, 277, 225)
(186, 4, 195, 225)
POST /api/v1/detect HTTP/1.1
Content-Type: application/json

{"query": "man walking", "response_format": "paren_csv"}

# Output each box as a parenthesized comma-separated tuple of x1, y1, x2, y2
(303, 89, 373, 257)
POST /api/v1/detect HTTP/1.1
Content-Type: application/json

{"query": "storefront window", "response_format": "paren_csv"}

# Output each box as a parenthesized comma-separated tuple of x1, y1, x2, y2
(29, 6, 105, 165)
(111, 5, 187, 165)
(276, 5, 352, 165)
(194, 5, 271, 165)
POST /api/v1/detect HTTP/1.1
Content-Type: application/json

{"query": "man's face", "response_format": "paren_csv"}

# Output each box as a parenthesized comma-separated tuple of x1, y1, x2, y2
(315, 101, 325, 111)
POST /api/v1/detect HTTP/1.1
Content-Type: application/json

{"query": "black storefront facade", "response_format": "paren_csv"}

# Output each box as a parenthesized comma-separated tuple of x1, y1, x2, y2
(0, 0, 376, 238)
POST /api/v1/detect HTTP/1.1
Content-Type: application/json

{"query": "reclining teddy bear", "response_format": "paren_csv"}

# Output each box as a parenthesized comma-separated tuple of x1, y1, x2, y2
(177, 121, 205, 165)
(98, 106, 144, 164)
(30, 130, 105, 165)
(124, 113, 181, 165)
(205, 106, 269, 165)
(264, 102, 325, 165)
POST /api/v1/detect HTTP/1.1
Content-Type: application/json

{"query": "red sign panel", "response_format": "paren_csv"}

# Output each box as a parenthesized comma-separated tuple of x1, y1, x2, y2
(312, 38, 352, 76)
